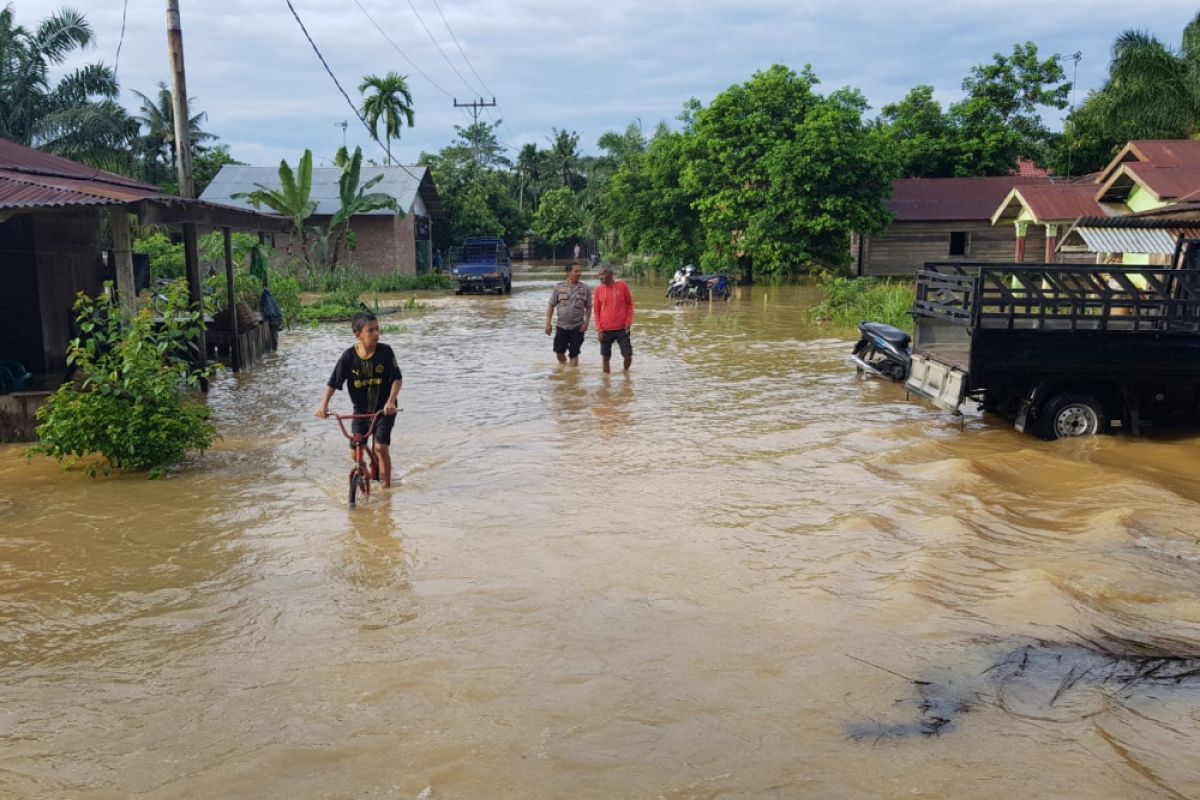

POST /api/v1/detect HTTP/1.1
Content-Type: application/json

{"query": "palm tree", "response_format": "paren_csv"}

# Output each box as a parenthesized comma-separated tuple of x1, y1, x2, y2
(0, 5, 139, 169)
(131, 81, 213, 175)
(1104, 11, 1200, 137)
(359, 72, 414, 165)
(515, 142, 543, 210)
(547, 128, 581, 189)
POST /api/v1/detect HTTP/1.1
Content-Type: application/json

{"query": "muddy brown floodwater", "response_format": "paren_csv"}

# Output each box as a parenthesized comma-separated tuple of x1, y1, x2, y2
(3, 278, 1200, 799)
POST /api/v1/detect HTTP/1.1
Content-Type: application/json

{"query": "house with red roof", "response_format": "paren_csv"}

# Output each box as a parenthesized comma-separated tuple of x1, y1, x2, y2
(992, 141, 1200, 265)
(852, 175, 1051, 276)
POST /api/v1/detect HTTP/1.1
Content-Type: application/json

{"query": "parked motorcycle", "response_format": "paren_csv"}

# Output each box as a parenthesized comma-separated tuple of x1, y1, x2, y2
(851, 321, 911, 382)
(667, 265, 732, 303)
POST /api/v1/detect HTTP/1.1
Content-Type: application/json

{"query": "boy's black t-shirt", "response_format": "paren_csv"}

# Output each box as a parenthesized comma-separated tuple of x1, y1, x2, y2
(327, 343, 402, 412)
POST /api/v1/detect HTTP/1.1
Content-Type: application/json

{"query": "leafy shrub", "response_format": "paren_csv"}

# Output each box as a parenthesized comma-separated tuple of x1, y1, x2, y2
(133, 232, 185, 279)
(267, 274, 302, 328)
(812, 276, 915, 330)
(28, 283, 217, 478)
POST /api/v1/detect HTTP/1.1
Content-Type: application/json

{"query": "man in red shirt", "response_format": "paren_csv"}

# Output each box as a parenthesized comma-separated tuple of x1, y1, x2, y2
(593, 264, 634, 372)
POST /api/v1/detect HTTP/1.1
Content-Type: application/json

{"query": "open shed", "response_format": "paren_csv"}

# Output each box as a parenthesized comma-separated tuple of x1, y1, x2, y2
(0, 138, 289, 443)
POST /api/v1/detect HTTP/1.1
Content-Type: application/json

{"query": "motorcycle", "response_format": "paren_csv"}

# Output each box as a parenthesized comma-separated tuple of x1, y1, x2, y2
(667, 265, 732, 303)
(851, 321, 911, 382)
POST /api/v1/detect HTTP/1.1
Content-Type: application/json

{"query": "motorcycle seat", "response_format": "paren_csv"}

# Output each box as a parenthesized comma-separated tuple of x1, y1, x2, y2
(859, 321, 910, 348)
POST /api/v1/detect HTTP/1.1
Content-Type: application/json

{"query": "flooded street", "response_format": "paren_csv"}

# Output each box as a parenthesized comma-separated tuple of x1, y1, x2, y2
(3, 277, 1200, 799)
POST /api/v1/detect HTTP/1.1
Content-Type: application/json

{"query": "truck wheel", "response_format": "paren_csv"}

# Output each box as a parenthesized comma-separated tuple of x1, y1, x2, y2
(1037, 393, 1108, 440)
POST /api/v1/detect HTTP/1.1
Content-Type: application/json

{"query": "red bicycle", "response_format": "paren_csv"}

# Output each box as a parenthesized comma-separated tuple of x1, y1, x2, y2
(333, 412, 382, 507)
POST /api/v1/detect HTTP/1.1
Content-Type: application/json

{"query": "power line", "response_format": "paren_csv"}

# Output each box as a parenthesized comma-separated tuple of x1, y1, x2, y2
(428, 0, 521, 151)
(114, 0, 129, 78)
(404, 0, 483, 97)
(430, 0, 492, 97)
(284, 0, 425, 183)
(351, 0, 454, 98)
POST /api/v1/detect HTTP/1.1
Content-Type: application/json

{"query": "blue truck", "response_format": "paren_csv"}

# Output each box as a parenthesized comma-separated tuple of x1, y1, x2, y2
(448, 237, 512, 295)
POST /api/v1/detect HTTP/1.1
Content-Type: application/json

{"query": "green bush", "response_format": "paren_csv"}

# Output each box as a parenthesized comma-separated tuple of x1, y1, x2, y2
(812, 276, 915, 330)
(133, 232, 185, 279)
(28, 283, 217, 478)
(267, 273, 302, 328)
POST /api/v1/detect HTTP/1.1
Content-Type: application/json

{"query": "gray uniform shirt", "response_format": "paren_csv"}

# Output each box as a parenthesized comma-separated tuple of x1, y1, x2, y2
(548, 281, 592, 330)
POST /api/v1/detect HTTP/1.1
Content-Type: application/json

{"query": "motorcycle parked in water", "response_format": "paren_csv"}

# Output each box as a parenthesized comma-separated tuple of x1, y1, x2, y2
(851, 321, 912, 382)
(667, 265, 732, 303)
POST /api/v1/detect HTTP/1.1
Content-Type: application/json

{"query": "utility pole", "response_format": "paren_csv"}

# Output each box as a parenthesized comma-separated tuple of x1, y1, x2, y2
(453, 97, 497, 167)
(166, 0, 206, 384)
(335, 120, 348, 151)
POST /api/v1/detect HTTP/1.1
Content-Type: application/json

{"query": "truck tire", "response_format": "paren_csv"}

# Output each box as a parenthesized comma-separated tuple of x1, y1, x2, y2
(1036, 393, 1108, 440)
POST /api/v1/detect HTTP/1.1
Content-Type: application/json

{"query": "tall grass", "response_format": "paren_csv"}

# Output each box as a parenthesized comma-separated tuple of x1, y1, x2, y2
(812, 276, 915, 330)
(298, 265, 451, 294)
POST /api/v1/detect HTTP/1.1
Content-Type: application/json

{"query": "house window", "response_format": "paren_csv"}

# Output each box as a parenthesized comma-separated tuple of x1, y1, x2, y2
(949, 231, 969, 256)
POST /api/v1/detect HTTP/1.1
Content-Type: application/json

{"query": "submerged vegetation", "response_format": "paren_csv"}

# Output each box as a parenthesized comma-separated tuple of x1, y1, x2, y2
(812, 277, 916, 330)
(28, 283, 216, 478)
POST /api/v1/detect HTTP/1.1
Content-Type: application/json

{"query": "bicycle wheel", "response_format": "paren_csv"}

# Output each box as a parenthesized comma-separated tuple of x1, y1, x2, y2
(349, 467, 370, 506)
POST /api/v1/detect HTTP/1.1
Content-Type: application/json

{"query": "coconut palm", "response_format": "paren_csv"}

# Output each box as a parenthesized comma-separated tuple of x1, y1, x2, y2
(359, 72, 414, 165)
(131, 81, 213, 175)
(1104, 11, 1200, 137)
(547, 127, 581, 189)
(514, 142, 542, 210)
(0, 4, 138, 168)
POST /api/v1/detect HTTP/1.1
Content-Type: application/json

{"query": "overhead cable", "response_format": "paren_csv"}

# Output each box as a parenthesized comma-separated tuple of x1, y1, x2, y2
(284, 0, 425, 183)
(404, 0, 484, 97)
(352, 0, 454, 98)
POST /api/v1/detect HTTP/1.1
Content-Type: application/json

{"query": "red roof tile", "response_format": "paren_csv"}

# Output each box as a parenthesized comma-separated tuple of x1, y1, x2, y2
(1015, 158, 1049, 177)
(887, 175, 1051, 221)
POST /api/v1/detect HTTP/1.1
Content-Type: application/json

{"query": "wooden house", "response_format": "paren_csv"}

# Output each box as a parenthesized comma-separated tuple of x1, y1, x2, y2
(853, 175, 1052, 276)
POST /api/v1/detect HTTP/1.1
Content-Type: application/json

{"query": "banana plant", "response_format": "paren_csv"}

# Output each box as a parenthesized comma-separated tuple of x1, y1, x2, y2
(233, 149, 318, 267)
(327, 146, 400, 270)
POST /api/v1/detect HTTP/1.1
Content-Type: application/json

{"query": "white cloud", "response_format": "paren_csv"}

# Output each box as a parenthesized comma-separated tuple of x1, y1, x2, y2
(40, 0, 1200, 166)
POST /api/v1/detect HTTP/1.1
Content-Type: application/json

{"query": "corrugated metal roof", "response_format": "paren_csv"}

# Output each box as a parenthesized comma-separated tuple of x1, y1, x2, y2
(888, 175, 1052, 221)
(1124, 162, 1200, 200)
(1012, 184, 1108, 223)
(0, 138, 157, 191)
(201, 164, 430, 216)
(1128, 140, 1200, 167)
(1069, 226, 1200, 254)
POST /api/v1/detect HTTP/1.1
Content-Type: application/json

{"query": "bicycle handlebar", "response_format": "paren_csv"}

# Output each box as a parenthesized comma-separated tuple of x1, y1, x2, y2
(329, 410, 402, 442)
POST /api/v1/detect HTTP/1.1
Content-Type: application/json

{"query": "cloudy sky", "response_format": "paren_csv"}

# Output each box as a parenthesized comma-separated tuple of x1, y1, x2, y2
(49, 0, 1200, 168)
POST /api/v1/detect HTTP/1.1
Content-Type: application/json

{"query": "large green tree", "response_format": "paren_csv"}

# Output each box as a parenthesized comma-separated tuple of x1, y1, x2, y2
(601, 123, 700, 268)
(532, 186, 583, 258)
(877, 43, 1070, 177)
(359, 72, 414, 165)
(683, 65, 895, 277)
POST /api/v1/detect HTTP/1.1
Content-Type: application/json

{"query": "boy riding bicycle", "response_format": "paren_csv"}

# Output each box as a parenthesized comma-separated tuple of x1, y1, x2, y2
(315, 311, 403, 487)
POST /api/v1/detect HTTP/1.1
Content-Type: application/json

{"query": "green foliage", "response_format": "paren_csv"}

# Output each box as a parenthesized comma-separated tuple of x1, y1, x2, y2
(603, 123, 702, 273)
(876, 43, 1069, 177)
(327, 146, 401, 267)
(684, 65, 894, 276)
(234, 149, 318, 266)
(267, 273, 301, 328)
(359, 71, 414, 165)
(134, 232, 185, 279)
(1050, 13, 1200, 175)
(811, 276, 915, 330)
(193, 143, 244, 195)
(532, 186, 583, 248)
(28, 282, 216, 478)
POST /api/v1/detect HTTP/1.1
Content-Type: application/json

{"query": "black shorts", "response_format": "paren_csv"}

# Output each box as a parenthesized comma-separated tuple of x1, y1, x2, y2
(350, 412, 396, 448)
(599, 329, 633, 359)
(553, 326, 585, 358)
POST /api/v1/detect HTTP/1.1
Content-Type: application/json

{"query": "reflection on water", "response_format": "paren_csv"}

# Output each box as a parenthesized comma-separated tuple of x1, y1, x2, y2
(2, 278, 1200, 799)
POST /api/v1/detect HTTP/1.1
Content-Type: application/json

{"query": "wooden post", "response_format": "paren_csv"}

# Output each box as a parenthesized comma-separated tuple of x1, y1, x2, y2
(166, 0, 206, 384)
(223, 226, 240, 371)
(110, 209, 137, 320)
(1014, 220, 1028, 263)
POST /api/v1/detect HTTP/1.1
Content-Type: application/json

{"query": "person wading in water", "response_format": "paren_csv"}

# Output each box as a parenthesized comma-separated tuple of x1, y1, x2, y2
(544, 262, 592, 366)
